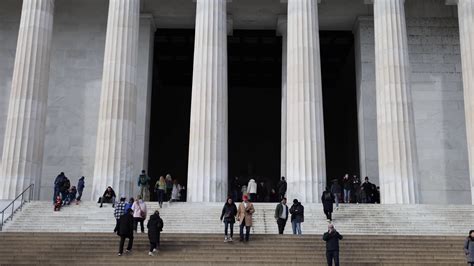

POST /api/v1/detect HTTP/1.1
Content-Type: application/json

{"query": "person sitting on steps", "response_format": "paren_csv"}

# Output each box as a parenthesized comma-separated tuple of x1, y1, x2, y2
(99, 186, 116, 208)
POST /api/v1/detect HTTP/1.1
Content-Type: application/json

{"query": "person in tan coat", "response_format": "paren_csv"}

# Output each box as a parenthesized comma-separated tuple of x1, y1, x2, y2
(237, 194, 255, 242)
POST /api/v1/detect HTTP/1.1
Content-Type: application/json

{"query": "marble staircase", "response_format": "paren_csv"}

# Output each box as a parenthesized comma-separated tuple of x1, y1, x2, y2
(3, 201, 474, 235)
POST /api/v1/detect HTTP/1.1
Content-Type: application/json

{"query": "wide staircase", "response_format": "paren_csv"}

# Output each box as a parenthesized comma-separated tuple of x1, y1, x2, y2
(0, 201, 472, 265)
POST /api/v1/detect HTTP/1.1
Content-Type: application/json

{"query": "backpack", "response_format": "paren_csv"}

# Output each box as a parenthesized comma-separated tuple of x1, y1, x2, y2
(139, 175, 147, 185)
(63, 179, 70, 190)
(324, 192, 332, 201)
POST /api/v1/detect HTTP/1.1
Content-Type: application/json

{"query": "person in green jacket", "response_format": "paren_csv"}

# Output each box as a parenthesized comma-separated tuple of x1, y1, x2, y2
(137, 170, 150, 200)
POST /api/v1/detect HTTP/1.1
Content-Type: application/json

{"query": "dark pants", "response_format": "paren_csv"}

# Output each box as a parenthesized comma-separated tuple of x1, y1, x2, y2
(224, 221, 234, 237)
(326, 250, 339, 266)
(279, 193, 286, 201)
(156, 189, 165, 205)
(100, 196, 115, 207)
(60, 191, 68, 202)
(134, 217, 145, 232)
(77, 190, 83, 201)
(324, 210, 332, 220)
(249, 193, 257, 202)
(277, 218, 287, 234)
(53, 187, 60, 202)
(118, 236, 133, 254)
(114, 219, 120, 232)
(149, 233, 160, 252)
(239, 219, 250, 241)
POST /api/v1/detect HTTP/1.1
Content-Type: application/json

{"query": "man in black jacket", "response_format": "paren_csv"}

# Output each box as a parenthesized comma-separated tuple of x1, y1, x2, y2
(274, 197, 288, 234)
(323, 224, 343, 266)
(117, 208, 134, 256)
(277, 177, 287, 200)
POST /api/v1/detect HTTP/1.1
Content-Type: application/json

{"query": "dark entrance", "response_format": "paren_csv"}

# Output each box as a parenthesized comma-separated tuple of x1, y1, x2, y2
(148, 29, 359, 202)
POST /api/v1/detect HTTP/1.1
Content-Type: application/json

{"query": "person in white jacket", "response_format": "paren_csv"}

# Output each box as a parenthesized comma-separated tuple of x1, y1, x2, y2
(131, 196, 147, 233)
(247, 179, 257, 202)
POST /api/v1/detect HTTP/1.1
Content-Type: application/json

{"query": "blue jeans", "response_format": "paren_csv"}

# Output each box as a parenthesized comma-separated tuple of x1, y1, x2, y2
(291, 221, 302, 235)
(334, 193, 340, 207)
(343, 189, 351, 203)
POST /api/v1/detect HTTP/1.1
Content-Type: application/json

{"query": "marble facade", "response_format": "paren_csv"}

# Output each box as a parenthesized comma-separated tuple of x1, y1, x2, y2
(0, 0, 472, 204)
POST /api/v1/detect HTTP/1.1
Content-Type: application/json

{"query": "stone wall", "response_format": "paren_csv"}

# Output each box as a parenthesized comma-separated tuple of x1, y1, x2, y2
(0, 0, 154, 200)
(355, 7, 471, 204)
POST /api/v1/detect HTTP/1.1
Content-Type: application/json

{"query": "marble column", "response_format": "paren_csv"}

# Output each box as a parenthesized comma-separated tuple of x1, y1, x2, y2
(286, 0, 326, 203)
(278, 15, 288, 179)
(373, 0, 420, 204)
(187, 0, 228, 202)
(0, 0, 54, 200)
(456, 0, 474, 204)
(92, 0, 140, 200)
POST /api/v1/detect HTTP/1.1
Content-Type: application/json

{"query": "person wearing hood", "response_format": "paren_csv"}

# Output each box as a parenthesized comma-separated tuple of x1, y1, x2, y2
(465, 230, 474, 266)
(321, 187, 335, 222)
(117, 208, 134, 256)
(289, 199, 304, 235)
(53, 172, 65, 202)
(247, 179, 257, 202)
(147, 210, 164, 256)
(220, 197, 237, 242)
(76, 176, 85, 202)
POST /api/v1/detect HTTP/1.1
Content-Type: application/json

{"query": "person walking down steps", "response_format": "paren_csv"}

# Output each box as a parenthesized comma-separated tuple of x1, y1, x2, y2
(237, 195, 255, 242)
(220, 197, 238, 242)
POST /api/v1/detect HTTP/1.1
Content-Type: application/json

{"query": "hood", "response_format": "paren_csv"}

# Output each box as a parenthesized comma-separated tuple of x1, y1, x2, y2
(249, 179, 255, 183)
(79, 177, 84, 181)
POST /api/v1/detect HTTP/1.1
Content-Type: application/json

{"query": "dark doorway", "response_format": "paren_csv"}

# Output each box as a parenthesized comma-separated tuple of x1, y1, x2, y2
(148, 29, 359, 202)
(320, 31, 360, 181)
(228, 30, 282, 202)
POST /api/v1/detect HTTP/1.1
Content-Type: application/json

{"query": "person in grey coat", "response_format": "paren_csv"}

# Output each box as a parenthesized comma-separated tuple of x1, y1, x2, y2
(465, 230, 474, 266)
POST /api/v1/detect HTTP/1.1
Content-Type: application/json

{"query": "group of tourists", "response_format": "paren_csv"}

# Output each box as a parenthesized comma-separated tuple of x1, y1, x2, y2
(137, 171, 186, 207)
(229, 176, 288, 203)
(329, 175, 380, 207)
(52, 172, 84, 211)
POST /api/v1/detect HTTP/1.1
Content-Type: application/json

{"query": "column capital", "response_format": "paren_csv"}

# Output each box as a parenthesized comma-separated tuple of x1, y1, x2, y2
(276, 14, 287, 36)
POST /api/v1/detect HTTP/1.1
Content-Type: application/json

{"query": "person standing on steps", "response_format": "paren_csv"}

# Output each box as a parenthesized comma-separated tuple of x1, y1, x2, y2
(165, 174, 173, 201)
(465, 230, 474, 266)
(321, 187, 335, 222)
(53, 172, 65, 202)
(289, 199, 304, 235)
(131, 196, 147, 233)
(114, 196, 127, 233)
(323, 224, 343, 266)
(330, 179, 342, 210)
(277, 176, 287, 201)
(117, 208, 134, 256)
(137, 170, 150, 201)
(147, 210, 164, 256)
(220, 197, 238, 242)
(247, 179, 257, 202)
(237, 195, 255, 242)
(154, 176, 166, 208)
(76, 176, 85, 203)
(342, 174, 351, 203)
(274, 197, 289, 234)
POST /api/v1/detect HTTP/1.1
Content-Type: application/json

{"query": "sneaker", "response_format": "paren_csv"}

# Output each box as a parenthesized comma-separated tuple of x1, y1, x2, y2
(224, 236, 228, 242)
(152, 248, 157, 253)
(336, 207, 339, 210)
(125, 249, 131, 254)
(228, 237, 233, 242)
(117, 253, 122, 256)
(148, 251, 154, 256)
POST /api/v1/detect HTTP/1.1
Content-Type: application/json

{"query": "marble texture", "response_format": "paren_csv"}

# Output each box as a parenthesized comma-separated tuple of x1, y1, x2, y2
(286, 0, 326, 203)
(373, 0, 420, 204)
(457, 0, 474, 203)
(92, 0, 140, 200)
(187, 0, 228, 202)
(0, 0, 55, 200)
(278, 15, 287, 179)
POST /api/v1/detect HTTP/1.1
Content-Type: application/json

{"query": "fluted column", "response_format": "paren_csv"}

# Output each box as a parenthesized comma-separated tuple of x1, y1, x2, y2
(92, 0, 140, 200)
(373, 0, 420, 204)
(187, 0, 228, 202)
(286, 0, 326, 203)
(457, 0, 474, 204)
(0, 0, 54, 200)
(278, 15, 288, 179)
